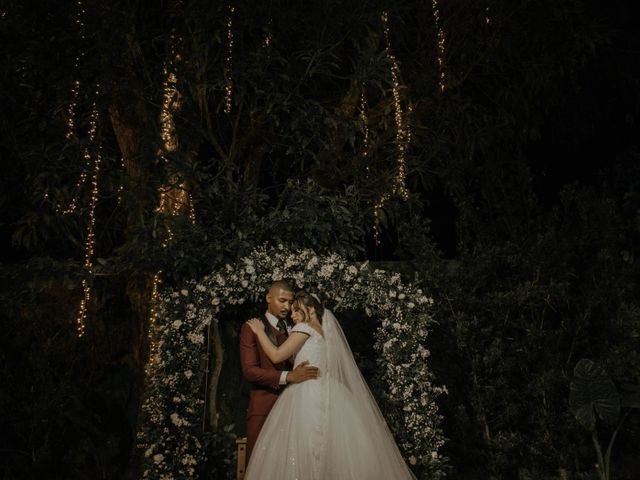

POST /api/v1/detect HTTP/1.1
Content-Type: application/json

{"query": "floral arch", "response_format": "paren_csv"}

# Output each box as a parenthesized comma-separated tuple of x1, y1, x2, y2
(137, 245, 447, 479)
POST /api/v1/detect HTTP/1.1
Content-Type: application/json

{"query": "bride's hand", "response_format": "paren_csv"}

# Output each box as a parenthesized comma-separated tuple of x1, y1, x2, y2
(247, 318, 265, 334)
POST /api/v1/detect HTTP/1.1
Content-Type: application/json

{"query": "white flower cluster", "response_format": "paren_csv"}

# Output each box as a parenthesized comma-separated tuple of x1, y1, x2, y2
(137, 295, 207, 480)
(137, 244, 446, 478)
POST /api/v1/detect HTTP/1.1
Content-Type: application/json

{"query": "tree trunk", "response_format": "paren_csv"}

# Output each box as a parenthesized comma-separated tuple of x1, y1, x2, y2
(108, 96, 156, 479)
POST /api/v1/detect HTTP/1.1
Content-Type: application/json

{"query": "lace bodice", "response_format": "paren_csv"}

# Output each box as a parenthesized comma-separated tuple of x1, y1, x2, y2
(291, 323, 327, 372)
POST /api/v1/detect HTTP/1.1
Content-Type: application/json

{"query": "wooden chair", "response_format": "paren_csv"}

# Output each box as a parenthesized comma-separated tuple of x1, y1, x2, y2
(236, 437, 247, 480)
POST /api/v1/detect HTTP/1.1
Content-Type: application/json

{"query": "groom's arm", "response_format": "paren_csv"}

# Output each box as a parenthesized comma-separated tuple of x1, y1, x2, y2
(239, 322, 283, 389)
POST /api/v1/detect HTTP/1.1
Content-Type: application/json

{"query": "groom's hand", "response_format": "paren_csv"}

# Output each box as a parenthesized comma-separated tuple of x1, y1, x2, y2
(286, 361, 319, 383)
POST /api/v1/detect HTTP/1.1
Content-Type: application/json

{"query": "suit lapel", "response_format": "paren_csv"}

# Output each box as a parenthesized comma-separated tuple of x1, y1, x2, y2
(261, 315, 279, 346)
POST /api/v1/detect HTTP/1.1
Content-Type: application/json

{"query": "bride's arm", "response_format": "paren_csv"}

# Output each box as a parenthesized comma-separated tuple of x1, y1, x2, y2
(246, 319, 309, 364)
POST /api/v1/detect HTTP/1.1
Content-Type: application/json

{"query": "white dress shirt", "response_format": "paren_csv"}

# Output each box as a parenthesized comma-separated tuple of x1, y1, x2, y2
(265, 311, 290, 385)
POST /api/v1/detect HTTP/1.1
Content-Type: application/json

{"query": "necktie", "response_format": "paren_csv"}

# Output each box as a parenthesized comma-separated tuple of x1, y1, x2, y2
(276, 318, 288, 337)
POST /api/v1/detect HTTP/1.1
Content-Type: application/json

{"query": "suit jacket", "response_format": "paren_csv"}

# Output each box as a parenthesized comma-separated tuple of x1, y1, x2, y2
(239, 315, 292, 416)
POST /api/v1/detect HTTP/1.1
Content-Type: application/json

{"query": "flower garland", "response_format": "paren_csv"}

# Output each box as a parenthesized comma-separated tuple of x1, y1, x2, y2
(137, 245, 447, 479)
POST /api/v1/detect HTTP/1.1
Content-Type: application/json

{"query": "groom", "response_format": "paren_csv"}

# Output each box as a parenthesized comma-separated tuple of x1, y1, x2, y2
(239, 280, 319, 461)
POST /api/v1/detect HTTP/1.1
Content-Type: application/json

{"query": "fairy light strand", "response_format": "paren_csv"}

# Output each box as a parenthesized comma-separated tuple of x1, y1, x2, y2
(224, 3, 235, 114)
(381, 11, 410, 201)
(145, 271, 163, 376)
(52, 0, 88, 213)
(67, 0, 86, 138)
(147, 38, 196, 373)
(66, 80, 81, 140)
(116, 157, 125, 206)
(431, 0, 447, 92)
(375, 12, 412, 244)
(75, 98, 102, 337)
(160, 71, 180, 153)
(359, 88, 370, 178)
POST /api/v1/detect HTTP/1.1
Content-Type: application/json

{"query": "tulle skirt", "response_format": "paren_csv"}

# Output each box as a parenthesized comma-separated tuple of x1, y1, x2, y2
(244, 375, 415, 480)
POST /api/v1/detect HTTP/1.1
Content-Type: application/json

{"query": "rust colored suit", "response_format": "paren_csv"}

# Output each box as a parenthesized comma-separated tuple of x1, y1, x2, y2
(239, 315, 291, 461)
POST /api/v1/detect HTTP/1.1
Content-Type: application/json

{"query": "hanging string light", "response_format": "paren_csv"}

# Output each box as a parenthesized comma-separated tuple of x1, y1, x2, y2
(145, 271, 163, 376)
(359, 88, 370, 177)
(66, 0, 86, 138)
(156, 36, 195, 242)
(146, 36, 196, 373)
(431, 0, 447, 92)
(116, 157, 125, 206)
(224, 3, 235, 114)
(51, 0, 89, 213)
(57, 146, 90, 215)
(66, 0, 86, 140)
(66, 80, 81, 140)
(75, 96, 102, 337)
(160, 71, 180, 153)
(374, 11, 412, 243)
(381, 11, 410, 201)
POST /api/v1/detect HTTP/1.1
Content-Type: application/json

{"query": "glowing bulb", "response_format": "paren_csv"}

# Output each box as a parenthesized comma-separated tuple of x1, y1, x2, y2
(485, 6, 491, 25)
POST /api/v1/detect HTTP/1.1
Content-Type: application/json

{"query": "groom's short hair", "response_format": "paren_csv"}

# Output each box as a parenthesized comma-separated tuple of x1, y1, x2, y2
(268, 279, 293, 294)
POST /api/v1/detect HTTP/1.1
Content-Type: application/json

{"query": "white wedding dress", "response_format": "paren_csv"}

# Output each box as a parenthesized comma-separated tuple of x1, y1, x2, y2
(244, 310, 415, 480)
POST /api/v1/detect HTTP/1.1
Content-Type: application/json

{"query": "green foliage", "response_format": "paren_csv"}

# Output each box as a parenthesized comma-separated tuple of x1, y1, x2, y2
(0, 265, 138, 480)
(198, 426, 237, 480)
(569, 359, 627, 480)
(405, 178, 640, 479)
(570, 359, 620, 431)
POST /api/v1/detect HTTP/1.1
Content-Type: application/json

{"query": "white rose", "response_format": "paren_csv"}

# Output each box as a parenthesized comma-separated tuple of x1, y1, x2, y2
(172, 320, 183, 329)
(180, 289, 189, 296)
(153, 453, 164, 464)
(187, 332, 204, 344)
(319, 264, 334, 278)
(170, 413, 182, 426)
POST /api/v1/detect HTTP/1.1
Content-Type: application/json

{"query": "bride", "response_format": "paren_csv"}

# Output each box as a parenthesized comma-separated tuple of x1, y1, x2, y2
(244, 290, 416, 479)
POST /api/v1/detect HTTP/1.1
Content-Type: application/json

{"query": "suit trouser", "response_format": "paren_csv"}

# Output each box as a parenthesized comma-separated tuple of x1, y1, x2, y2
(246, 414, 268, 463)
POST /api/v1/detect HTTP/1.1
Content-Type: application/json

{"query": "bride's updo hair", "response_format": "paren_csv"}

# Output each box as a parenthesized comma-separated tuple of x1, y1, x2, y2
(293, 291, 324, 324)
